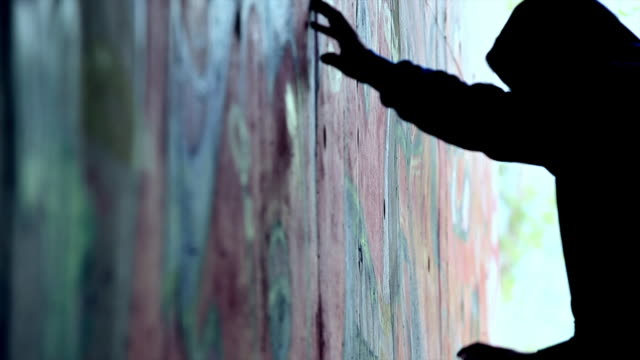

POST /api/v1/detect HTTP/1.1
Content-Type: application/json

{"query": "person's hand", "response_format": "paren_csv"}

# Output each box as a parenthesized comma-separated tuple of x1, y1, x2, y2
(309, 0, 371, 81)
(457, 342, 532, 360)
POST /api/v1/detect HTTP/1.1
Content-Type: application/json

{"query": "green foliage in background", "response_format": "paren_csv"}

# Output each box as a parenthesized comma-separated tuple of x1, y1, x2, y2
(497, 164, 558, 301)
(506, 0, 523, 12)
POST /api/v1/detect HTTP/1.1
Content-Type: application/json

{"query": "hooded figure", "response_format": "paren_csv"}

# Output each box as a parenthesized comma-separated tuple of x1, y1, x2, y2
(311, 0, 640, 358)
(488, 0, 640, 90)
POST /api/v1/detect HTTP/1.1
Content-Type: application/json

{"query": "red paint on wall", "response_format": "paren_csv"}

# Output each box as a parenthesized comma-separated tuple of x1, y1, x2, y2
(6, 0, 500, 359)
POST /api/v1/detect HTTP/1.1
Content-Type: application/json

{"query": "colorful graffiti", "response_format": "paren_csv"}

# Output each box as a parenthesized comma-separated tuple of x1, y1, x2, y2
(3, 0, 500, 359)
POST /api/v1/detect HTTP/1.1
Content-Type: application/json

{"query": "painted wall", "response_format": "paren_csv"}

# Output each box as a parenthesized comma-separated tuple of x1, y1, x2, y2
(2, 0, 500, 359)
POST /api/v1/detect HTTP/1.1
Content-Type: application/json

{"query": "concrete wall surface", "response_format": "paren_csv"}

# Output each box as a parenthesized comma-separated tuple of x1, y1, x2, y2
(1, 0, 501, 359)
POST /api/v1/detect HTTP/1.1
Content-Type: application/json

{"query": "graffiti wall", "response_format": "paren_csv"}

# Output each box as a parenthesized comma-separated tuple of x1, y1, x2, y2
(3, 0, 500, 359)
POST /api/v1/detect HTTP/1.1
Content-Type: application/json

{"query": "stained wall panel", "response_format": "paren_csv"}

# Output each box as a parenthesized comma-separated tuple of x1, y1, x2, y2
(5, 1, 500, 359)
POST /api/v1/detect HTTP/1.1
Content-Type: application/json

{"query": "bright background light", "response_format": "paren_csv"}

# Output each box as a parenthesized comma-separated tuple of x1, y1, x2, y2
(460, 0, 640, 353)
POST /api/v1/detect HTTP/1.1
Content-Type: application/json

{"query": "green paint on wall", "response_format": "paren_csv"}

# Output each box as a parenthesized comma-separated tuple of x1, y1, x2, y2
(83, 43, 134, 164)
(268, 222, 292, 360)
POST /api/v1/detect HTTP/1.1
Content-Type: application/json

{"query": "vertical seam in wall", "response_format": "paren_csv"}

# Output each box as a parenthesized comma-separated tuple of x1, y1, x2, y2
(382, 108, 391, 359)
(312, 2, 324, 358)
(437, 141, 444, 358)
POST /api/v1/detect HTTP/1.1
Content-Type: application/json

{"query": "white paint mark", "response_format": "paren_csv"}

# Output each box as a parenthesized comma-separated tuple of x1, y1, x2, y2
(327, 42, 343, 93)
(228, 104, 251, 186)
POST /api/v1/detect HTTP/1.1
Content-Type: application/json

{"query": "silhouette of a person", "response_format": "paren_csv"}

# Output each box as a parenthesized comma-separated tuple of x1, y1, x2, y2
(311, 0, 640, 358)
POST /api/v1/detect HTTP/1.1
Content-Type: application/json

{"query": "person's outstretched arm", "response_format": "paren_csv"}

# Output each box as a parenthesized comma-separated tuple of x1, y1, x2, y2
(310, 0, 555, 170)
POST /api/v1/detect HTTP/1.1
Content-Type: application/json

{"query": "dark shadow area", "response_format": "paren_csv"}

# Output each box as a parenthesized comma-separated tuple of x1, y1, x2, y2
(1, 1, 15, 359)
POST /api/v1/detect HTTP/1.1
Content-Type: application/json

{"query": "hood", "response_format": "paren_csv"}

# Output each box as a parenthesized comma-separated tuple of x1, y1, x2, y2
(486, 0, 640, 91)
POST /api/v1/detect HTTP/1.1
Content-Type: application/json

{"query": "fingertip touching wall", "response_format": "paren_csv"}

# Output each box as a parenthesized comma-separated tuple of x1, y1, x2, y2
(3, 0, 500, 359)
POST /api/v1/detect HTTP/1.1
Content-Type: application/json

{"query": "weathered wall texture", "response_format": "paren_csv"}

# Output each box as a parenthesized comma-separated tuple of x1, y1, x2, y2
(3, 0, 500, 359)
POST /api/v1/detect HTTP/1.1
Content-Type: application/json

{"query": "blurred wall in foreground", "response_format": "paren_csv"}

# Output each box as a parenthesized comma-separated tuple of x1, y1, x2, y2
(1, 0, 499, 359)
